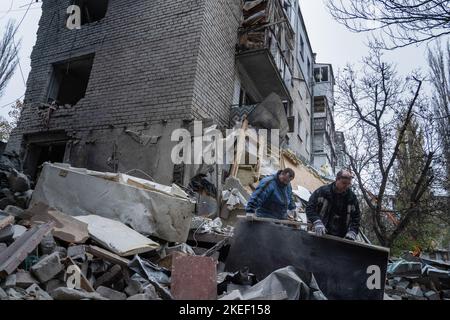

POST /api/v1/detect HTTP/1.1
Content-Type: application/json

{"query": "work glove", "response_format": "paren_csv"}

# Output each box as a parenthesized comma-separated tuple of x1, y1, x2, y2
(345, 230, 357, 241)
(313, 220, 326, 236)
(245, 211, 256, 220)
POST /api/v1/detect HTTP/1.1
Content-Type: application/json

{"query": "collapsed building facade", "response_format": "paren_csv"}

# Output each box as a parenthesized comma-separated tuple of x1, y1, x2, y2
(5, 0, 344, 185)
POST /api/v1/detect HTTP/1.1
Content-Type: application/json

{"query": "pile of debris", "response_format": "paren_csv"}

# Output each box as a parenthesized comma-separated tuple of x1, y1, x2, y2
(0, 151, 33, 214)
(0, 160, 326, 300)
(384, 252, 450, 300)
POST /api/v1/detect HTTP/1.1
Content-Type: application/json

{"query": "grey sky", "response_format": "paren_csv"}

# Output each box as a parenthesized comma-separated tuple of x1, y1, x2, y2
(0, 0, 444, 122)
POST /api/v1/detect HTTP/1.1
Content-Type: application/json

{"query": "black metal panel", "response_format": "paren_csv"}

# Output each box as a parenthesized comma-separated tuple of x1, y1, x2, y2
(225, 220, 389, 300)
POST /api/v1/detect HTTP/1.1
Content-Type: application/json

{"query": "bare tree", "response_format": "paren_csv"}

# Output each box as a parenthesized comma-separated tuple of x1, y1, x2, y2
(327, 0, 450, 49)
(0, 100, 23, 142)
(336, 48, 438, 247)
(428, 41, 450, 188)
(0, 21, 20, 97)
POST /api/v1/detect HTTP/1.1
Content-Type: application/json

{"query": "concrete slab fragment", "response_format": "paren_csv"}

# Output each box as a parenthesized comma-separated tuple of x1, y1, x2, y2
(74, 215, 159, 256)
(29, 202, 89, 244)
(31, 163, 194, 243)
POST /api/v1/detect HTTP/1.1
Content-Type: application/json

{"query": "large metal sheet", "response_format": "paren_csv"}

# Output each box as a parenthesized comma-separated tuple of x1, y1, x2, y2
(225, 220, 390, 300)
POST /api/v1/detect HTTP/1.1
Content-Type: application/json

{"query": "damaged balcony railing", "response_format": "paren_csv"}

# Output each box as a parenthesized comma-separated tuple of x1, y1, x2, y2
(237, 0, 295, 93)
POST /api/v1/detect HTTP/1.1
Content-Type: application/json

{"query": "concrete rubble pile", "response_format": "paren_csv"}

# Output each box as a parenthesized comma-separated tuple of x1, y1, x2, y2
(0, 159, 327, 301)
(383, 252, 450, 300)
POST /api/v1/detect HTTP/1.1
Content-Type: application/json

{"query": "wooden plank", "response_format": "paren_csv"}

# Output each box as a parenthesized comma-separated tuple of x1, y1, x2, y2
(237, 214, 308, 228)
(0, 222, 55, 278)
(231, 118, 249, 177)
(86, 245, 131, 267)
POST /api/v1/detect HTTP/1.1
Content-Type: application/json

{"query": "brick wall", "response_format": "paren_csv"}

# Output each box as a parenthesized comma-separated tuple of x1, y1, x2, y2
(6, 0, 243, 182)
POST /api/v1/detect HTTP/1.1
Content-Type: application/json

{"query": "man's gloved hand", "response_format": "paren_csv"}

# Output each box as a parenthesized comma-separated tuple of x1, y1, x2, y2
(313, 220, 327, 236)
(345, 230, 357, 241)
(246, 211, 256, 220)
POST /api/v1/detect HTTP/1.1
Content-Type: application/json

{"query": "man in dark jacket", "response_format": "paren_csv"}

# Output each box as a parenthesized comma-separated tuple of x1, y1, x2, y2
(306, 170, 361, 240)
(245, 168, 297, 220)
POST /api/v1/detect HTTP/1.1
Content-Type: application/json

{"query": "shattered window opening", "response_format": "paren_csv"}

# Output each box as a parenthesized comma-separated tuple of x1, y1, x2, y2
(71, 0, 109, 25)
(47, 54, 95, 106)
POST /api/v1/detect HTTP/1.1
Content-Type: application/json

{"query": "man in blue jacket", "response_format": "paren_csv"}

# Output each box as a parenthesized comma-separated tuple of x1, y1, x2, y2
(245, 168, 297, 220)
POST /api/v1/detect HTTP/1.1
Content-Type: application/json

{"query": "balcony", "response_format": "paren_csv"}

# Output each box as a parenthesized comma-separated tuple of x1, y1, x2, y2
(313, 117, 326, 132)
(236, 0, 294, 102)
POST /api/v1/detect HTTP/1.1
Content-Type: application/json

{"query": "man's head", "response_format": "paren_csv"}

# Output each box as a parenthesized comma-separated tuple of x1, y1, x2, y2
(278, 168, 295, 185)
(335, 169, 353, 193)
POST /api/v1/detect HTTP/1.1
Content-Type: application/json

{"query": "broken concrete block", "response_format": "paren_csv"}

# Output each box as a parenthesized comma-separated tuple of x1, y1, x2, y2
(406, 285, 423, 297)
(126, 293, 158, 300)
(395, 280, 410, 292)
(0, 243, 6, 253)
(26, 284, 53, 300)
(8, 170, 30, 193)
(442, 289, 450, 299)
(51, 287, 108, 300)
(0, 286, 7, 300)
(4, 205, 25, 218)
(171, 255, 217, 300)
(67, 245, 86, 261)
(96, 286, 127, 300)
(14, 190, 33, 209)
(94, 264, 122, 289)
(0, 197, 16, 210)
(424, 290, 440, 300)
(28, 203, 89, 244)
(0, 224, 14, 242)
(31, 252, 63, 283)
(6, 287, 27, 300)
(39, 234, 56, 255)
(15, 271, 38, 289)
(31, 163, 194, 243)
(55, 246, 67, 259)
(4, 273, 16, 288)
(12, 225, 27, 240)
(143, 284, 159, 299)
(44, 279, 66, 294)
(124, 279, 144, 297)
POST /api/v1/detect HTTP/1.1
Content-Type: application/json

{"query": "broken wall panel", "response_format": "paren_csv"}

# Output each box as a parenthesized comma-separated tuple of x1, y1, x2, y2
(225, 220, 390, 300)
(30, 163, 194, 243)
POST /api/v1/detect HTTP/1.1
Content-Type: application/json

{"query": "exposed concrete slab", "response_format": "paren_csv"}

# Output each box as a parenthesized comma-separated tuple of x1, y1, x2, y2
(31, 163, 194, 243)
(31, 252, 63, 283)
(29, 202, 89, 244)
(75, 215, 159, 256)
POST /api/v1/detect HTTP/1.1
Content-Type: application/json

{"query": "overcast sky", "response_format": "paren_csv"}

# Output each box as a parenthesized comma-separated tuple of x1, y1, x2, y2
(0, 0, 443, 123)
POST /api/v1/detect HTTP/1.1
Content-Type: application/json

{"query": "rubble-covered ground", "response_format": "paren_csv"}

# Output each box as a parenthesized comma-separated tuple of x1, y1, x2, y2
(1, 155, 449, 300)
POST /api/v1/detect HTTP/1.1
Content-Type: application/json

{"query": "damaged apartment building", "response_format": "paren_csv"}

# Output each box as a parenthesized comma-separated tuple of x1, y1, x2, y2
(5, 0, 344, 185)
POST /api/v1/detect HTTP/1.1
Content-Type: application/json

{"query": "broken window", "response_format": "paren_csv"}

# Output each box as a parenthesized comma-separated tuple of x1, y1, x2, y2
(72, 0, 109, 25)
(23, 132, 68, 180)
(47, 54, 94, 106)
(314, 66, 329, 82)
(314, 98, 326, 113)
